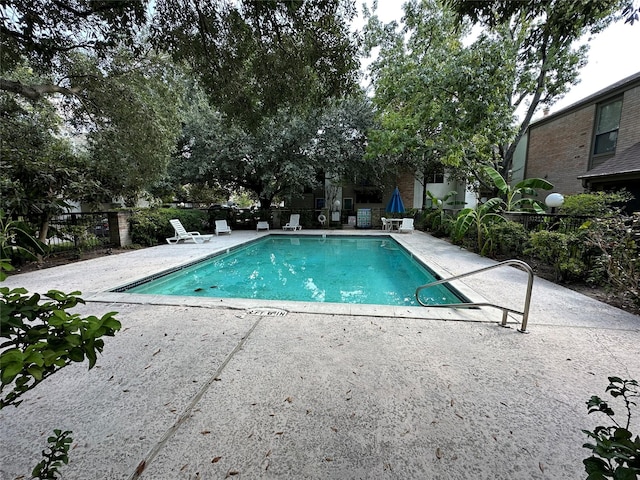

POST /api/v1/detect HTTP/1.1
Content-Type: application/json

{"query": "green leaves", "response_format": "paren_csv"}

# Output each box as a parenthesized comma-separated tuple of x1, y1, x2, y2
(583, 377, 640, 479)
(152, 0, 359, 127)
(170, 90, 375, 209)
(1, 0, 146, 76)
(32, 429, 73, 480)
(453, 197, 505, 253)
(483, 166, 552, 212)
(0, 288, 121, 409)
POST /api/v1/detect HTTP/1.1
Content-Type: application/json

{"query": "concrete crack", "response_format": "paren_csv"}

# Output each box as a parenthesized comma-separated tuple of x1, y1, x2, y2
(127, 317, 263, 479)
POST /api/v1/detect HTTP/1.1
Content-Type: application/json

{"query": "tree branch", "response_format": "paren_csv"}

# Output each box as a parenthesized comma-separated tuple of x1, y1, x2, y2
(503, 31, 550, 173)
(50, 0, 124, 19)
(0, 79, 82, 100)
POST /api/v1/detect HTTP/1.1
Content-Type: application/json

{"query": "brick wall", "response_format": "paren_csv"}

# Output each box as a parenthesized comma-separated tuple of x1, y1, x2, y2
(618, 85, 640, 154)
(526, 79, 640, 195)
(108, 211, 132, 247)
(526, 106, 595, 194)
(396, 172, 416, 209)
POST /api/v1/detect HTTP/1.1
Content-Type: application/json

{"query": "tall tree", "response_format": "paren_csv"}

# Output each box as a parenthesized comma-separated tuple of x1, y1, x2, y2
(308, 95, 378, 206)
(2, 1, 184, 207)
(176, 106, 319, 209)
(445, 0, 630, 29)
(444, 0, 627, 176)
(0, 0, 147, 99)
(151, 0, 360, 129)
(0, 93, 93, 241)
(1, 50, 184, 208)
(76, 51, 184, 206)
(169, 86, 376, 209)
(364, 0, 494, 204)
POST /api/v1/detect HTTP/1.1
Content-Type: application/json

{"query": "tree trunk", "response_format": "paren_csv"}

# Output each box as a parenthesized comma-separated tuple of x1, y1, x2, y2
(259, 197, 271, 209)
(502, 32, 550, 179)
(421, 168, 428, 211)
(36, 213, 51, 263)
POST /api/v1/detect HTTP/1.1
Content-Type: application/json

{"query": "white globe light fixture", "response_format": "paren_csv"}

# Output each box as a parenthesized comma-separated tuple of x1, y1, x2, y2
(333, 199, 341, 210)
(545, 193, 564, 213)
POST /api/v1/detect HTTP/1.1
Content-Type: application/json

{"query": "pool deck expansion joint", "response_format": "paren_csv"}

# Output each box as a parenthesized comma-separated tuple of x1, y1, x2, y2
(127, 316, 264, 480)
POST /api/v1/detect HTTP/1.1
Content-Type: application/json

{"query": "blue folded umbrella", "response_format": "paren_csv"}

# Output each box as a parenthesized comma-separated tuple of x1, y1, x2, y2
(386, 187, 405, 213)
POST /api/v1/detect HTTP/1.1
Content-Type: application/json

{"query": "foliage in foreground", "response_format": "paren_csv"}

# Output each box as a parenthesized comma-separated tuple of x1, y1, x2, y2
(0, 288, 121, 409)
(32, 429, 73, 480)
(1, 221, 122, 478)
(583, 377, 640, 479)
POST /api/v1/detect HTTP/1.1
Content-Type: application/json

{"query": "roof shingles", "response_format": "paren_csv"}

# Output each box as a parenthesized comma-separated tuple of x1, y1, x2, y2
(578, 142, 640, 179)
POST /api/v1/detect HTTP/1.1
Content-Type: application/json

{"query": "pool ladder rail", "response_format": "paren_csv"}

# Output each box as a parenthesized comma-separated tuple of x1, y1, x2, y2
(415, 259, 534, 333)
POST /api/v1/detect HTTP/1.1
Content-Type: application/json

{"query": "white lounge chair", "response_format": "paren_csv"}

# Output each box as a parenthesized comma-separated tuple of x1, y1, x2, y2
(256, 221, 270, 231)
(398, 218, 414, 233)
(166, 219, 213, 244)
(215, 219, 232, 235)
(282, 214, 302, 231)
(381, 216, 389, 231)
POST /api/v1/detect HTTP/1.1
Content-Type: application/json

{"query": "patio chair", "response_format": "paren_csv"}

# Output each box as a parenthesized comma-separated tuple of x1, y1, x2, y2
(215, 219, 232, 236)
(381, 217, 389, 231)
(166, 219, 213, 244)
(256, 221, 270, 231)
(398, 218, 414, 233)
(282, 213, 302, 231)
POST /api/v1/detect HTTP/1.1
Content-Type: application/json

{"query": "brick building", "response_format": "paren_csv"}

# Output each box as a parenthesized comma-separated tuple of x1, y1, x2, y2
(525, 72, 640, 211)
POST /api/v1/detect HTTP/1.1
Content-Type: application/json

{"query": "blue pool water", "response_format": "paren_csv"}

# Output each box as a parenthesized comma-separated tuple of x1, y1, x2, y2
(121, 236, 465, 306)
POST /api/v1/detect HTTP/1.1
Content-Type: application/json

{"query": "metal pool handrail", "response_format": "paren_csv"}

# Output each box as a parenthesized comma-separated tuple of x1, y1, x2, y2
(415, 259, 535, 333)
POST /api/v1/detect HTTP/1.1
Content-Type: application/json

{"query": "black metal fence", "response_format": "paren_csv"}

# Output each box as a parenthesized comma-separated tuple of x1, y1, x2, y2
(502, 212, 592, 234)
(46, 212, 113, 253)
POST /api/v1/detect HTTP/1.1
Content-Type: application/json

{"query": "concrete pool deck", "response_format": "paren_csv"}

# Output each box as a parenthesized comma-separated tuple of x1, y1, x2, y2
(1, 230, 638, 479)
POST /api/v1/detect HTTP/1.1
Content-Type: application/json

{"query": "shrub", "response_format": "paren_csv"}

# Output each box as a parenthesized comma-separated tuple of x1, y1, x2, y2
(452, 198, 505, 254)
(483, 221, 529, 258)
(525, 230, 589, 281)
(0, 288, 121, 408)
(0, 211, 46, 273)
(129, 208, 208, 246)
(585, 213, 640, 307)
(421, 209, 455, 237)
(560, 191, 633, 217)
(583, 377, 639, 479)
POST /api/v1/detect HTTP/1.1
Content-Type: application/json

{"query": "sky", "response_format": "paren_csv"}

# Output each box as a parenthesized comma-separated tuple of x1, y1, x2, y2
(356, 2, 640, 120)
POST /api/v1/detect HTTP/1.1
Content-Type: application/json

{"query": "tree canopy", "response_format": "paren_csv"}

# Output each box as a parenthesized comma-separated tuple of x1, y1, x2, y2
(0, 0, 147, 98)
(363, 0, 516, 199)
(1, 0, 365, 216)
(151, 0, 360, 128)
(0, 93, 92, 241)
(365, 0, 626, 193)
(445, 0, 631, 30)
(164, 88, 376, 209)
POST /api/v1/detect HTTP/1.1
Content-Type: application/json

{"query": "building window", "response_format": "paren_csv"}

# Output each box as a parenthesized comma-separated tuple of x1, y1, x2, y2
(425, 164, 445, 184)
(315, 198, 325, 209)
(343, 197, 353, 210)
(591, 98, 622, 167)
(426, 171, 445, 184)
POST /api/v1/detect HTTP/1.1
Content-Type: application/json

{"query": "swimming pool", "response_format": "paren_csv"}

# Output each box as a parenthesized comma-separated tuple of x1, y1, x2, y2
(117, 235, 467, 306)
